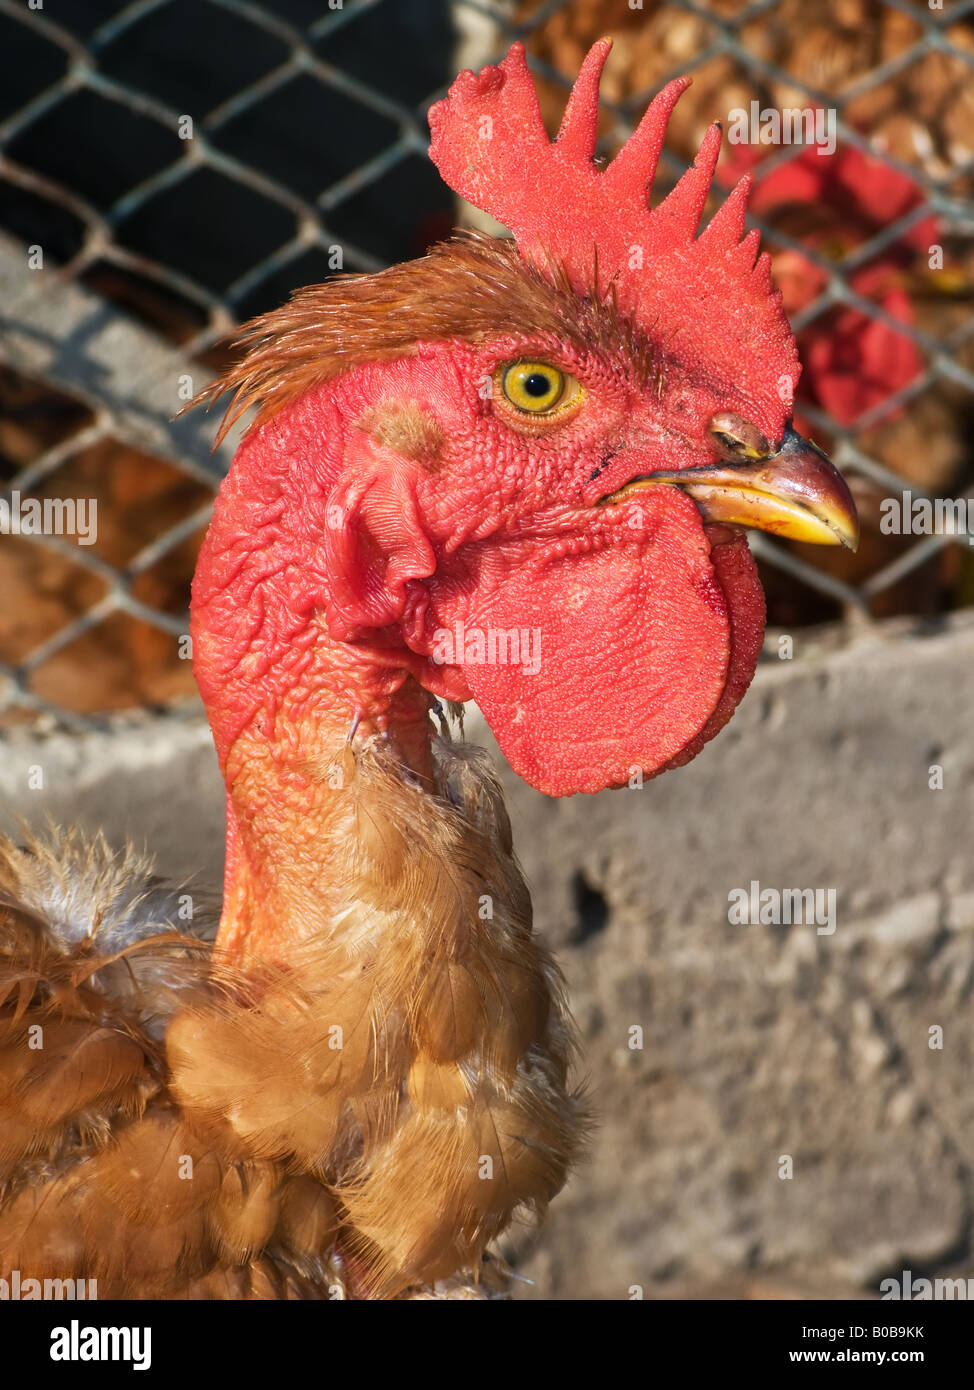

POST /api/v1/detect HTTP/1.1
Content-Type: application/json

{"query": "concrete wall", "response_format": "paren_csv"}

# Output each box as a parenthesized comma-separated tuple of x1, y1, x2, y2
(3, 613, 972, 1299)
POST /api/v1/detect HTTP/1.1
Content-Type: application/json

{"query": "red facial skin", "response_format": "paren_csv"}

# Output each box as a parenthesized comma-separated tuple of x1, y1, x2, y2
(193, 333, 784, 766)
(191, 334, 783, 957)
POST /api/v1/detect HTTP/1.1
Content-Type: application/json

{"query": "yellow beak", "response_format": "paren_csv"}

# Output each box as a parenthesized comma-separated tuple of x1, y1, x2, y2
(599, 427, 859, 551)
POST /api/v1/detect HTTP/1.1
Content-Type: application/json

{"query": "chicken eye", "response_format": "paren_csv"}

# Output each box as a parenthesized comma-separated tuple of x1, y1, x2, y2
(708, 411, 771, 460)
(498, 360, 577, 414)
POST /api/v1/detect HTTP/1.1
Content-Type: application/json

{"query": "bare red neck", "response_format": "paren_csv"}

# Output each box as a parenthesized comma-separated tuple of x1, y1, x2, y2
(190, 424, 434, 967)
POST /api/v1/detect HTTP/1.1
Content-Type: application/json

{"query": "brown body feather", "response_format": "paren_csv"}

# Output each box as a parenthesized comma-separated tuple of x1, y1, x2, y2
(0, 738, 582, 1299)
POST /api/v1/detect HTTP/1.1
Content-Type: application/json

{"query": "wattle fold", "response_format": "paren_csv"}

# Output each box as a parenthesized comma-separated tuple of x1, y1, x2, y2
(656, 529, 765, 776)
(424, 503, 764, 796)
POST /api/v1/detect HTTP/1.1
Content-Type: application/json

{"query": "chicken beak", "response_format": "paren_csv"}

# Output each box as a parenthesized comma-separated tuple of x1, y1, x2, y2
(600, 427, 860, 551)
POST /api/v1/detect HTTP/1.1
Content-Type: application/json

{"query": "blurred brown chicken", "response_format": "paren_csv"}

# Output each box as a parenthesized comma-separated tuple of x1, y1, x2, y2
(518, 0, 974, 182)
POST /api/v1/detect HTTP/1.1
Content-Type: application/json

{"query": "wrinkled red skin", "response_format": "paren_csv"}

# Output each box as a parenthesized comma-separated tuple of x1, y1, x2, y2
(193, 333, 783, 782)
(192, 334, 782, 954)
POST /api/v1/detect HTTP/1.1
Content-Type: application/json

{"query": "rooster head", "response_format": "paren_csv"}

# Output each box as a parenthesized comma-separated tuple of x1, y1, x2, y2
(194, 41, 858, 803)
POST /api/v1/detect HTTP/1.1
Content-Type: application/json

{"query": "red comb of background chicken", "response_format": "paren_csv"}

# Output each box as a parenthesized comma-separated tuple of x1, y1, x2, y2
(732, 142, 937, 430)
(428, 39, 800, 433)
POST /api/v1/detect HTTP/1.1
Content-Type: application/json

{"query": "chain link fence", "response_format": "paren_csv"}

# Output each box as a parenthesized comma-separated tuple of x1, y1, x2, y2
(0, 0, 973, 728)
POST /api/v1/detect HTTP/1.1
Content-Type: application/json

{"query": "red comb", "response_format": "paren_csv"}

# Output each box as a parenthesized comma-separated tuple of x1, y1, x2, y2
(428, 41, 799, 433)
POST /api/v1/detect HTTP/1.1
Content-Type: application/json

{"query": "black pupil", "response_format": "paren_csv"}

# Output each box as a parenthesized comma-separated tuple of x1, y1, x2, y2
(524, 372, 552, 397)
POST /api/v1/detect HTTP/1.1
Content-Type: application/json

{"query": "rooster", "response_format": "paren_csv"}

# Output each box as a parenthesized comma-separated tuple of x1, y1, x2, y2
(0, 42, 857, 1300)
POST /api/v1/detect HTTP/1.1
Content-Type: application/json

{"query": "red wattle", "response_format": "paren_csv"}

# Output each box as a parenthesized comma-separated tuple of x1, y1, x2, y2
(424, 496, 754, 796)
(656, 529, 765, 775)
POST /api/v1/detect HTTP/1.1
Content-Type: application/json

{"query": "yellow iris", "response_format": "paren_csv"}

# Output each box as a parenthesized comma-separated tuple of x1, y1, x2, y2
(498, 360, 581, 415)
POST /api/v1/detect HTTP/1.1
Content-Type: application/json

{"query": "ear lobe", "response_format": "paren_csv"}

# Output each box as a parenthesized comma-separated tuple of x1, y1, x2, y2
(323, 458, 436, 641)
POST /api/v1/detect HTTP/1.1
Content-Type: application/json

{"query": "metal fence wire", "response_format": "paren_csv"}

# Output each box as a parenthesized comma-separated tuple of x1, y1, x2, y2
(0, 0, 973, 728)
